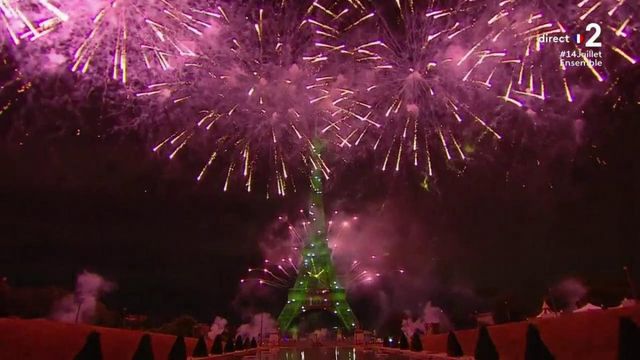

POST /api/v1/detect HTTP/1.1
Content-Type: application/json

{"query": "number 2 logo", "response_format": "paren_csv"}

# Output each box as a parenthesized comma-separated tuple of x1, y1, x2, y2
(585, 23, 602, 48)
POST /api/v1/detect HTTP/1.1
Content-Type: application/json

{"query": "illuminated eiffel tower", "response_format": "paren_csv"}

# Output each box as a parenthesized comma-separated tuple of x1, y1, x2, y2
(277, 164, 358, 333)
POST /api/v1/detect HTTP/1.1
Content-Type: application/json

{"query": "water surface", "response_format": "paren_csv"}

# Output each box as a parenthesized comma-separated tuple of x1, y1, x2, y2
(256, 347, 409, 360)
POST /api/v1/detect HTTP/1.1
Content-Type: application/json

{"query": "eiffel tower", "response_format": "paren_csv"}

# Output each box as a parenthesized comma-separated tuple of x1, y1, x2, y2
(277, 165, 358, 333)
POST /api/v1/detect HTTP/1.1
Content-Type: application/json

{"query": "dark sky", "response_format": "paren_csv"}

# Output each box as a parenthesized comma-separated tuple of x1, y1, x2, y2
(1, 56, 639, 329)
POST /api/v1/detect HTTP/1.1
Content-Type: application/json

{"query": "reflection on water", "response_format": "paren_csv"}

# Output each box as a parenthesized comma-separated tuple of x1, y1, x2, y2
(252, 347, 408, 360)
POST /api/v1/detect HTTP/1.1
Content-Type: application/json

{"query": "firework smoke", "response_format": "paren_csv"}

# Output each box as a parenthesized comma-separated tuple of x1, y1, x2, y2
(237, 312, 277, 340)
(327, 210, 406, 289)
(50, 271, 116, 324)
(551, 277, 588, 311)
(401, 302, 452, 336)
(401, 315, 424, 338)
(207, 315, 228, 340)
(241, 208, 406, 292)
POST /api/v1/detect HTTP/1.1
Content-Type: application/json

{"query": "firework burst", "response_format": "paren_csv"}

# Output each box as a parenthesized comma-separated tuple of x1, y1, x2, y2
(1, 0, 68, 45)
(325, 0, 513, 181)
(540, 0, 639, 108)
(65, 0, 218, 85)
(241, 211, 405, 290)
(469, 0, 638, 105)
(556, 0, 638, 66)
(142, 1, 356, 197)
(325, 0, 638, 182)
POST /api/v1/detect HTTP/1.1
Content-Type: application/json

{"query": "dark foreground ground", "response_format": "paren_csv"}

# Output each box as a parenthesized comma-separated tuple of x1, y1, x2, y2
(421, 305, 640, 359)
(0, 305, 638, 359)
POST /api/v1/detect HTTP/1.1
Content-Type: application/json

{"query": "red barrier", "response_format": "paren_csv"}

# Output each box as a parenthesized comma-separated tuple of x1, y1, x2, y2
(421, 305, 640, 360)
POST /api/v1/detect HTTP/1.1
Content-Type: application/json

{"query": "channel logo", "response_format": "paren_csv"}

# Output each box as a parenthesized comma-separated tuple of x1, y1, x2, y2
(575, 23, 602, 47)
(538, 23, 602, 48)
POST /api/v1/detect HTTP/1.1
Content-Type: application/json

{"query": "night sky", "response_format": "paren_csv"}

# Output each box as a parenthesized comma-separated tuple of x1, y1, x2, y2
(1, 35, 640, 330)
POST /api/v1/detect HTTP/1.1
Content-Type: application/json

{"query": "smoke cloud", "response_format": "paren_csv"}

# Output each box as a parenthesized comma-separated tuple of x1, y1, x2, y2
(401, 316, 424, 338)
(236, 313, 277, 340)
(208, 316, 228, 340)
(50, 271, 115, 324)
(402, 302, 452, 337)
(552, 278, 588, 311)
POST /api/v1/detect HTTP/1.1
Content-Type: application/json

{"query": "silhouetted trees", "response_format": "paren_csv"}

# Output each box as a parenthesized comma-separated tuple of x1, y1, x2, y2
(74, 331, 102, 360)
(192, 336, 208, 357)
(525, 324, 553, 360)
(618, 317, 640, 360)
(235, 335, 244, 350)
(168, 335, 186, 360)
(411, 332, 423, 352)
(132, 334, 154, 360)
(447, 332, 464, 357)
(399, 333, 409, 349)
(475, 326, 498, 360)
(211, 334, 223, 355)
(224, 337, 235, 352)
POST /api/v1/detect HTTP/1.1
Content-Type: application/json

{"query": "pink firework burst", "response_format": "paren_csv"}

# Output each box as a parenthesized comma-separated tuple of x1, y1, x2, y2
(1, 0, 68, 45)
(140, 1, 355, 197)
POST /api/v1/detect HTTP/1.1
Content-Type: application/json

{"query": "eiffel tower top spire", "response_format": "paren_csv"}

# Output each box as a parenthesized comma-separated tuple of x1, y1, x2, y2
(277, 144, 358, 333)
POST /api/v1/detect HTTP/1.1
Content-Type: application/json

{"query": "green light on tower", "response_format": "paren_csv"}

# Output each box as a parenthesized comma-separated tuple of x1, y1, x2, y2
(277, 141, 358, 333)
